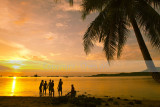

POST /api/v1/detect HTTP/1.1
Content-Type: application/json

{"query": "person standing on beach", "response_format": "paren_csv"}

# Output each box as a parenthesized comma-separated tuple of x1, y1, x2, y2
(39, 80, 44, 94)
(49, 79, 52, 95)
(43, 81, 47, 94)
(51, 80, 54, 97)
(58, 79, 63, 96)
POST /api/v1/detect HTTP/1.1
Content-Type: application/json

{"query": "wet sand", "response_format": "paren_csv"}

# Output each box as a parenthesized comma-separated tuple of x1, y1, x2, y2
(0, 96, 160, 107)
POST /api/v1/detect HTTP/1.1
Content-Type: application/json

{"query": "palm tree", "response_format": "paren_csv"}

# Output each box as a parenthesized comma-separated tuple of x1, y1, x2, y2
(80, 0, 160, 82)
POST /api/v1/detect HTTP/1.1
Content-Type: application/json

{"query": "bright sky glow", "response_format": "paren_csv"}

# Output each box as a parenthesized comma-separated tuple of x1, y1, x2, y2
(0, 0, 159, 76)
(12, 65, 20, 69)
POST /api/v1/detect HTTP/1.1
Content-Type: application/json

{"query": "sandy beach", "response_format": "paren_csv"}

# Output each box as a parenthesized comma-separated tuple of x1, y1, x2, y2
(0, 96, 160, 107)
(0, 96, 68, 107)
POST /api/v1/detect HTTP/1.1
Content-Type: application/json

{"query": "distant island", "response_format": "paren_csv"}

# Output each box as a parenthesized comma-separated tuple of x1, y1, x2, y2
(88, 67, 160, 77)
(88, 72, 151, 77)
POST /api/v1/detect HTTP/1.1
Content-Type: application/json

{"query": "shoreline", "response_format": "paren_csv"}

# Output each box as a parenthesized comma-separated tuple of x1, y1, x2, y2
(0, 96, 160, 107)
(0, 75, 152, 78)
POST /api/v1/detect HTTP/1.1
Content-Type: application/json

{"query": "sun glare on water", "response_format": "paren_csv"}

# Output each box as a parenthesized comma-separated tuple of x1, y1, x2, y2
(11, 77, 16, 96)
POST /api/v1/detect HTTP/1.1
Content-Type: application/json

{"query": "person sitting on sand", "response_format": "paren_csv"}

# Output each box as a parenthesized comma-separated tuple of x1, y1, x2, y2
(43, 81, 47, 94)
(39, 80, 44, 94)
(49, 79, 52, 94)
(66, 84, 76, 97)
(51, 80, 54, 97)
(58, 79, 63, 96)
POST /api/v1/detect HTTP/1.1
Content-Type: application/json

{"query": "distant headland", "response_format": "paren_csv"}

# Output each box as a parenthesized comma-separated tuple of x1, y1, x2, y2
(88, 67, 160, 77)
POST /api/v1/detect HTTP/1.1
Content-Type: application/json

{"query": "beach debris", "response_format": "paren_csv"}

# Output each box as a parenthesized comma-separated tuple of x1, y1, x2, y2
(105, 102, 110, 106)
(113, 101, 119, 105)
(124, 99, 129, 101)
(70, 95, 103, 106)
(104, 96, 109, 97)
(108, 98, 113, 102)
(128, 102, 134, 105)
(117, 97, 120, 99)
(134, 100, 142, 104)
(51, 96, 68, 105)
(51, 95, 103, 106)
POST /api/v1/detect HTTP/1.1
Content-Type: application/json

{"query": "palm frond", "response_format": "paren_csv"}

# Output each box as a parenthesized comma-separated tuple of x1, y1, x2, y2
(81, 0, 109, 19)
(103, 34, 117, 62)
(83, 2, 117, 55)
(83, 2, 129, 61)
(103, 26, 118, 62)
(83, 8, 108, 54)
(135, 0, 160, 50)
(103, 9, 129, 61)
(117, 19, 129, 58)
(144, 0, 160, 8)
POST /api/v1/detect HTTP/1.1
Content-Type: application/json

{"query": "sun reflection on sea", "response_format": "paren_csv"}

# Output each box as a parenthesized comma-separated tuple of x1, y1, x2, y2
(11, 77, 16, 96)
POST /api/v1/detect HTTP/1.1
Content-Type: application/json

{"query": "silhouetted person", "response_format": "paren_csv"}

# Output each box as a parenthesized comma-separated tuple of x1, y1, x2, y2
(49, 79, 52, 94)
(71, 84, 76, 97)
(66, 84, 76, 97)
(39, 80, 44, 96)
(58, 79, 63, 96)
(51, 80, 54, 97)
(43, 81, 47, 94)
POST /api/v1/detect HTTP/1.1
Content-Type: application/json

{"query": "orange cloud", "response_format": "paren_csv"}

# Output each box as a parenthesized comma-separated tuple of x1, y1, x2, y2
(22, 55, 48, 61)
(86, 52, 106, 60)
(50, 53, 61, 57)
(55, 0, 81, 11)
(0, 64, 11, 71)
(20, 1, 29, 6)
(44, 32, 57, 41)
(14, 17, 29, 25)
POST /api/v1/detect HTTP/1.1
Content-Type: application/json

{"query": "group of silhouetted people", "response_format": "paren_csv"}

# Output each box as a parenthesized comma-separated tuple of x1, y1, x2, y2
(39, 79, 76, 97)
(39, 79, 55, 97)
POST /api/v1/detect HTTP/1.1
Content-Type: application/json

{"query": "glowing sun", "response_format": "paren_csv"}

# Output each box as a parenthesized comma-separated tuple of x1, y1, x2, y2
(13, 65, 20, 69)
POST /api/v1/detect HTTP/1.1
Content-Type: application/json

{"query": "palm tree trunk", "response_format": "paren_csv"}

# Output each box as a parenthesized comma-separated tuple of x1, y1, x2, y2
(130, 16, 160, 83)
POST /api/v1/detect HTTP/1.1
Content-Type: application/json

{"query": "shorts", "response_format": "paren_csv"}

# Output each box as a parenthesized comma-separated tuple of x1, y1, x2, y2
(58, 87, 62, 91)
(52, 88, 54, 92)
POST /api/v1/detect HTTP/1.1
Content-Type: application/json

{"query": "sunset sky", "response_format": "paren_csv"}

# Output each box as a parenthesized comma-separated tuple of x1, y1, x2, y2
(0, 0, 160, 76)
